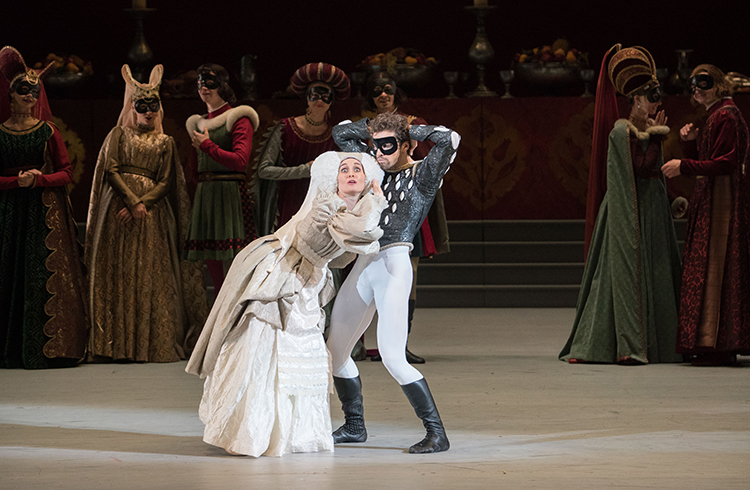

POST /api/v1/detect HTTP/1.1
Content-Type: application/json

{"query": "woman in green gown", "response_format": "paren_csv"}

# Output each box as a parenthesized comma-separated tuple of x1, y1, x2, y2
(560, 45, 684, 364)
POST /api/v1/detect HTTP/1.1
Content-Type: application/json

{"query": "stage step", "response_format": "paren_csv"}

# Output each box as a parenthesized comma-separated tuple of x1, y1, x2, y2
(417, 219, 686, 308)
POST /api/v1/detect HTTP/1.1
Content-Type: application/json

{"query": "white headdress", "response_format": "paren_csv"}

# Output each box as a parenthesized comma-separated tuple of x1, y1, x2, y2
(117, 64, 164, 132)
(273, 151, 383, 254)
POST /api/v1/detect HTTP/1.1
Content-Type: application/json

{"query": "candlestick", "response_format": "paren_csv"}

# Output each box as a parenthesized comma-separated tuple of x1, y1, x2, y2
(465, 5, 498, 97)
(125, 7, 156, 82)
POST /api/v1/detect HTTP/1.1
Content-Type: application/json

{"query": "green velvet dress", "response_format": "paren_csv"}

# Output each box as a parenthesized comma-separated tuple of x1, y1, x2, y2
(560, 120, 683, 364)
(0, 122, 88, 368)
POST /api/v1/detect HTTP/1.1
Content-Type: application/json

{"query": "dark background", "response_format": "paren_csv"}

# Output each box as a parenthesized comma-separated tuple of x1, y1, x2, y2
(2, 0, 749, 99)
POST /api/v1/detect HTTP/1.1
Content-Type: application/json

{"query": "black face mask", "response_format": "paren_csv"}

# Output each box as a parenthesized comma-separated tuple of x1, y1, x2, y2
(198, 73, 220, 90)
(645, 85, 663, 104)
(690, 73, 714, 93)
(369, 78, 396, 99)
(14, 80, 41, 99)
(134, 98, 160, 114)
(307, 85, 333, 104)
(372, 136, 400, 155)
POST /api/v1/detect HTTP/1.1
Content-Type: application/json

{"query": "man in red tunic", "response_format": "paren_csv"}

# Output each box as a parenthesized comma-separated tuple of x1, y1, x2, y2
(662, 64, 750, 365)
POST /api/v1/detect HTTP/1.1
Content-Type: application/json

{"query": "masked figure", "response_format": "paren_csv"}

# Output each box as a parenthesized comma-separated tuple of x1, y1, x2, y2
(0, 46, 88, 369)
(187, 151, 386, 457)
(85, 64, 208, 362)
(362, 72, 450, 364)
(327, 112, 460, 454)
(186, 63, 260, 296)
(662, 64, 750, 365)
(560, 45, 683, 365)
(253, 62, 351, 236)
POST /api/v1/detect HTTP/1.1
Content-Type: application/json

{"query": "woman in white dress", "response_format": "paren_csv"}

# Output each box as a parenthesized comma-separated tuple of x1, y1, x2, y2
(186, 151, 386, 457)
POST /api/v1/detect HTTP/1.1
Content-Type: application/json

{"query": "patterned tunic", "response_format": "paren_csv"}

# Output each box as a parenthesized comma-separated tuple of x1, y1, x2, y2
(676, 99, 750, 355)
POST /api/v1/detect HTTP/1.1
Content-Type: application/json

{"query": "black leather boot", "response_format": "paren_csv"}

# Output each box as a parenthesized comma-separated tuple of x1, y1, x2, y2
(406, 299, 425, 364)
(332, 376, 367, 443)
(401, 378, 449, 453)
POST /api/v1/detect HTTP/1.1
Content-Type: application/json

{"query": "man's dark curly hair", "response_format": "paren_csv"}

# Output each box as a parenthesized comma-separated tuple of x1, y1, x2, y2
(197, 63, 236, 106)
(369, 112, 410, 146)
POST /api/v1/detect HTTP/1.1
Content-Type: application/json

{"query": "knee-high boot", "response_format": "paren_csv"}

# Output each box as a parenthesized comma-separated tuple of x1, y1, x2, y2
(401, 378, 449, 454)
(332, 376, 367, 443)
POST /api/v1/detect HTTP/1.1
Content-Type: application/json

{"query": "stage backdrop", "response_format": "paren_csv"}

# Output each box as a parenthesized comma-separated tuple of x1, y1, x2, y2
(50, 95, 748, 222)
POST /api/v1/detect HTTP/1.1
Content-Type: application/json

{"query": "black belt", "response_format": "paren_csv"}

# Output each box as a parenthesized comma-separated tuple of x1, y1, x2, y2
(121, 165, 157, 180)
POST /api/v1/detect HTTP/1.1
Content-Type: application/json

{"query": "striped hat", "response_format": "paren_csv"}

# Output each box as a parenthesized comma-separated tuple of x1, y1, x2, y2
(291, 62, 350, 100)
(607, 45, 659, 97)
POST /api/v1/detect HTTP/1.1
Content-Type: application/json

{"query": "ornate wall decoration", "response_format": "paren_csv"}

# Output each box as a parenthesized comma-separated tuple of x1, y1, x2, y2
(548, 102, 594, 205)
(52, 116, 85, 190)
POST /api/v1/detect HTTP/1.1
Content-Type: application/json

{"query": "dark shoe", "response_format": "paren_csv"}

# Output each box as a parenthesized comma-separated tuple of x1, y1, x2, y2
(406, 347, 425, 364)
(690, 353, 737, 366)
(401, 378, 449, 454)
(332, 376, 367, 443)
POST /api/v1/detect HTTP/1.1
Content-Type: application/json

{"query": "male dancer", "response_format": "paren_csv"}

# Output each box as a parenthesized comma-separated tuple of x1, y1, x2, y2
(365, 73, 451, 364)
(327, 112, 460, 454)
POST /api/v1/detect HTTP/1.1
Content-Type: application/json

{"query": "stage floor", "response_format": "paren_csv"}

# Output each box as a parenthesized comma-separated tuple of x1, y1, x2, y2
(1, 308, 748, 489)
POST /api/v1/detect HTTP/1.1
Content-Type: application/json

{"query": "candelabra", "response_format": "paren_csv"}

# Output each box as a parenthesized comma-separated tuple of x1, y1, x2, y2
(125, 7, 156, 83)
(465, 5, 498, 97)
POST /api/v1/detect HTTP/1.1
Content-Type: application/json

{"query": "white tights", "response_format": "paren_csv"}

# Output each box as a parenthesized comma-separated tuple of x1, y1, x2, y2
(327, 245, 423, 386)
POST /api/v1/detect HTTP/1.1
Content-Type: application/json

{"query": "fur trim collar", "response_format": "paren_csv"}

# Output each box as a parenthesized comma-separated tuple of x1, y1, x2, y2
(619, 118, 670, 140)
(186, 105, 260, 134)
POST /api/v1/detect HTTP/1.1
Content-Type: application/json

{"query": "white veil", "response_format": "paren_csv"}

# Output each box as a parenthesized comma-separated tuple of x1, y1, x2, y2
(273, 151, 383, 257)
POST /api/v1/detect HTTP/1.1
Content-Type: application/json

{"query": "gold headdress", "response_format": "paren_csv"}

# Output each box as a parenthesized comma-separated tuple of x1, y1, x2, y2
(117, 64, 165, 132)
(607, 45, 659, 96)
(0, 46, 55, 86)
(122, 64, 163, 101)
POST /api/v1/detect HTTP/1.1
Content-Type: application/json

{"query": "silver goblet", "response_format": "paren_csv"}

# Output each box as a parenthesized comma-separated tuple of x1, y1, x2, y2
(444, 71, 459, 99)
(499, 69, 514, 98)
(580, 68, 595, 97)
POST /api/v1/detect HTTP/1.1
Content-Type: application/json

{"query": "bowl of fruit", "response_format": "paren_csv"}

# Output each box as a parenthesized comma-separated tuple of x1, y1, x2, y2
(360, 48, 438, 91)
(37, 53, 94, 96)
(513, 39, 588, 89)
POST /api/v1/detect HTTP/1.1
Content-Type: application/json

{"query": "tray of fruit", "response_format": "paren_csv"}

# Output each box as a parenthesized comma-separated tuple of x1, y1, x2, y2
(512, 39, 588, 87)
(359, 48, 438, 89)
(36, 53, 93, 88)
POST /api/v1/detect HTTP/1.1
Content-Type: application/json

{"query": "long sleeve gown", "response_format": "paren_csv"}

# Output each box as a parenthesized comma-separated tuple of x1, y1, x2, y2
(186, 191, 386, 457)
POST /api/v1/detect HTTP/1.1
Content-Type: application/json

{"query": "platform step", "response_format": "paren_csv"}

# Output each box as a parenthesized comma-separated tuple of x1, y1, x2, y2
(416, 284, 581, 308)
(419, 263, 584, 286)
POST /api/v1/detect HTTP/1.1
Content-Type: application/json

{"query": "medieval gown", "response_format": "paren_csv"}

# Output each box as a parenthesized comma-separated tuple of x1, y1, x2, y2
(186, 191, 386, 457)
(0, 121, 88, 368)
(676, 98, 750, 356)
(560, 120, 683, 364)
(86, 125, 207, 362)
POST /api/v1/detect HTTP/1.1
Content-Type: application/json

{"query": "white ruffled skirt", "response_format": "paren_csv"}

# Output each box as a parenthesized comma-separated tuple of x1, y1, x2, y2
(198, 270, 333, 457)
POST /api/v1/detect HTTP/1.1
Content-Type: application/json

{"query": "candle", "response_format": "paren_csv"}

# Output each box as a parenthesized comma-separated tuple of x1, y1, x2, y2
(132, 0, 147, 9)
(474, 0, 488, 6)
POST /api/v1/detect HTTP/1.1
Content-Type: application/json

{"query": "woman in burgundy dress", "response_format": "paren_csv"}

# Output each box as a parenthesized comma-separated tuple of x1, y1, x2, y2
(253, 62, 350, 236)
(662, 64, 750, 365)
